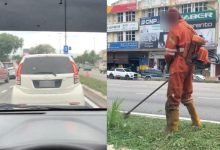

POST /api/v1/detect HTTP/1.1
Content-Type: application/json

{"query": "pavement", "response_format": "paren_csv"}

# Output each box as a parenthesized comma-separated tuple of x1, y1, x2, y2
(108, 79, 220, 122)
(79, 68, 106, 81)
(0, 80, 99, 108)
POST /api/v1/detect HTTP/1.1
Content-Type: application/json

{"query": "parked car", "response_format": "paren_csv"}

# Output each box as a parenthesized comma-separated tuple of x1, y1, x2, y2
(99, 62, 107, 74)
(83, 62, 92, 71)
(12, 54, 85, 105)
(107, 68, 138, 80)
(140, 69, 164, 80)
(3, 62, 16, 79)
(193, 74, 205, 81)
(0, 61, 9, 83)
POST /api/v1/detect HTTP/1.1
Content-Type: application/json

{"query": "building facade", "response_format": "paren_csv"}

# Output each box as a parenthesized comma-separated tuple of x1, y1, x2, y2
(107, 0, 219, 76)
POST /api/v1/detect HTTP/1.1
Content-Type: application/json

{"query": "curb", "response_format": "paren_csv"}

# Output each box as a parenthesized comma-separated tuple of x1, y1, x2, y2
(82, 84, 107, 108)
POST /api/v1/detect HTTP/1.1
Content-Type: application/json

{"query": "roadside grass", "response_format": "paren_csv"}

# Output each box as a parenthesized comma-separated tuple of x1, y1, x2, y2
(108, 102, 220, 150)
(79, 75, 107, 96)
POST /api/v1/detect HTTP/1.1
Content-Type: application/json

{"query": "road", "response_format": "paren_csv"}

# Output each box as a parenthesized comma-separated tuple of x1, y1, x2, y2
(108, 79, 220, 122)
(79, 68, 106, 81)
(0, 80, 98, 108)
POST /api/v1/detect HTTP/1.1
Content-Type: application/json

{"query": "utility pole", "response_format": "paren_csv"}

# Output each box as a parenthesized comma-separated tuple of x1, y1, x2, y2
(64, 0, 67, 46)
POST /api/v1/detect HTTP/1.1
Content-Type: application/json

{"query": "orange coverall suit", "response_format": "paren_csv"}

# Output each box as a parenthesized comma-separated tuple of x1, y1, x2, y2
(164, 18, 202, 131)
(165, 19, 195, 110)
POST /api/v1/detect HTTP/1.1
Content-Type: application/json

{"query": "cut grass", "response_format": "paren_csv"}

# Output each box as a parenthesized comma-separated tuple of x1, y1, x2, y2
(108, 113, 220, 150)
(79, 75, 107, 96)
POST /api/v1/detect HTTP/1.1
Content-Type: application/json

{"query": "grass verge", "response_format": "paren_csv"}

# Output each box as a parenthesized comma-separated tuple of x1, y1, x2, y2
(108, 103, 220, 150)
(79, 75, 107, 96)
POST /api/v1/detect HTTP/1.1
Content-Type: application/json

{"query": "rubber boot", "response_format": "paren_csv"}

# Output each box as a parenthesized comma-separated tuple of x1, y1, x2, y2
(165, 109, 179, 132)
(185, 102, 202, 128)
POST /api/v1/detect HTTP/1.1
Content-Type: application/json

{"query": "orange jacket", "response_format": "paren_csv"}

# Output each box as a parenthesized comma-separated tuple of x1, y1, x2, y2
(165, 19, 195, 74)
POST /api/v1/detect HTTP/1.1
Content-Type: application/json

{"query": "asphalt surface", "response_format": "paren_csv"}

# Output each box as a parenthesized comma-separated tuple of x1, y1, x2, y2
(108, 79, 220, 122)
(0, 80, 97, 108)
(79, 68, 106, 81)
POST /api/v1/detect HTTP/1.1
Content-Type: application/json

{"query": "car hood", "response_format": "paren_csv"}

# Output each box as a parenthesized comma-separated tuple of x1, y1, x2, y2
(0, 111, 106, 148)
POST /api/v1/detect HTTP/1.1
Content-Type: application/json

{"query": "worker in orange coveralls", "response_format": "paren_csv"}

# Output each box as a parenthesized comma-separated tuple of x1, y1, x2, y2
(164, 8, 202, 132)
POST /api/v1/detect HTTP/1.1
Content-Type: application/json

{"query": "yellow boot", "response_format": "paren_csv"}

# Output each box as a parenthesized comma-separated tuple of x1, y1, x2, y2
(165, 109, 179, 132)
(185, 102, 202, 128)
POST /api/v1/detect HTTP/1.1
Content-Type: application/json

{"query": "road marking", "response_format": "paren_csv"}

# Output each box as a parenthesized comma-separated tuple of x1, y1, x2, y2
(120, 111, 220, 124)
(197, 97, 220, 100)
(10, 86, 14, 88)
(1, 90, 7, 94)
(85, 97, 99, 108)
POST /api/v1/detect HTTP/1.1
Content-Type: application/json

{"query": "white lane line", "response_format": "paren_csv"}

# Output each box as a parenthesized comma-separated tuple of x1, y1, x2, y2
(1, 90, 7, 94)
(197, 97, 220, 100)
(85, 97, 99, 108)
(120, 111, 220, 124)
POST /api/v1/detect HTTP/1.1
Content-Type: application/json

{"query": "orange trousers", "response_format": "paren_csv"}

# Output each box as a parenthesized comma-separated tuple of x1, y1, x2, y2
(166, 68, 194, 110)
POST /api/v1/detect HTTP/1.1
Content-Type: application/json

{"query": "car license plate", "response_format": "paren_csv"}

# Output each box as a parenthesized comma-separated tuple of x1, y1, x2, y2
(39, 80, 55, 88)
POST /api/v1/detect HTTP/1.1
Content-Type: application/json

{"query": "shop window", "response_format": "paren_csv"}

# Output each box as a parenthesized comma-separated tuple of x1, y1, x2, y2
(117, 12, 123, 23)
(117, 32, 123, 41)
(158, 7, 168, 15)
(145, 8, 154, 17)
(182, 4, 192, 13)
(195, 2, 207, 12)
(126, 31, 135, 41)
(126, 11, 135, 22)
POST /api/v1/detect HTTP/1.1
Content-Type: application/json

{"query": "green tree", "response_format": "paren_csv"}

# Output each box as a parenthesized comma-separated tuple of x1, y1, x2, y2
(12, 55, 23, 64)
(74, 50, 100, 64)
(29, 44, 55, 54)
(0, 33, 23, 61)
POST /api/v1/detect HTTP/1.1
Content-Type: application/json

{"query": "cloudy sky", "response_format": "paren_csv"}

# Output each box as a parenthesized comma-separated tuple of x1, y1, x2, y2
(0, 31, 106, 56)
(107, 0, 118, 5)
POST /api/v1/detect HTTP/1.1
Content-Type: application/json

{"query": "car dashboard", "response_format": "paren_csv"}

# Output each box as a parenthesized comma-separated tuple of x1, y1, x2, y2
(0, 110, 106, 150)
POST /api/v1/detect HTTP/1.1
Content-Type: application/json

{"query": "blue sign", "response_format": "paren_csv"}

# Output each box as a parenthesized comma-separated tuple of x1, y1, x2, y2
(140, 16, 160, 26)
(63, 45, 68, 54)
(108, 41, 138, 50)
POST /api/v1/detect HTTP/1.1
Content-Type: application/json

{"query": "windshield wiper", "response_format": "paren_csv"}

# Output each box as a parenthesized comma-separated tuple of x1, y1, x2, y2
(33, 71, 57, 77)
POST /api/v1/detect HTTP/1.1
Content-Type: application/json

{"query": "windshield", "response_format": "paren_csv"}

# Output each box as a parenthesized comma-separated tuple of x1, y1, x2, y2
(124, 69, 132, 72)
(0, 31, 107, 110)
(0, 0, 106, 111)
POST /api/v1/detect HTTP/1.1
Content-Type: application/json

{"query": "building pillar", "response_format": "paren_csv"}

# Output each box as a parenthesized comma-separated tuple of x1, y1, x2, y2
(210, 63, 216, 77)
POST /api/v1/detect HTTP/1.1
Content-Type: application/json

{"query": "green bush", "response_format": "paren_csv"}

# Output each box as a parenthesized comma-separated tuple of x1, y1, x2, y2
(107, 100, 123, 129)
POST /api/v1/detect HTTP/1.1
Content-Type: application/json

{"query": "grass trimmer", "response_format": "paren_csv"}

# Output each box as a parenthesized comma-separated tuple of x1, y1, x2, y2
(124, 79, 169, 119)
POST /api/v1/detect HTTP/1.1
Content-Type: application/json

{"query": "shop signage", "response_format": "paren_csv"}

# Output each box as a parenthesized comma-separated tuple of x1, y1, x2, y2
(107, 22, 138, 32)
(182, 11, 216, 22)
(140, 16, 160, 25)
(108, 41, 138, 50)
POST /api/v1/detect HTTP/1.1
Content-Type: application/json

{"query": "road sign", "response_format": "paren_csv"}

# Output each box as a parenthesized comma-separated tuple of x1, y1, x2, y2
(64, 45, 68, 54)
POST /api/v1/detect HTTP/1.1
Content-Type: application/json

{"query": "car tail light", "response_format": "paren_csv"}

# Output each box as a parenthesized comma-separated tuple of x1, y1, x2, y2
(71, 62, 79, 84)
(16, 63, 22, 85)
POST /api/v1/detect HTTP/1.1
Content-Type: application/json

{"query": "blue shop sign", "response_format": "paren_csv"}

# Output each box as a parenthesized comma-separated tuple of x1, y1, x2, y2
(108, 41, 138, 50)
(140, 16, 160, 26)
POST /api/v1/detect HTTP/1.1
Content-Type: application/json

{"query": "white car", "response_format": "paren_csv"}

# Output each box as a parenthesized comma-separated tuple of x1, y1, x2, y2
(12, 54, 85, 106)
(193, 74, 206, 81)
(107, 68, 138, 80)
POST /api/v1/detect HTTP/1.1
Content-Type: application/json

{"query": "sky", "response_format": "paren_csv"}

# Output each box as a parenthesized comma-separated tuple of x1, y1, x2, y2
(0, 31, 106, 56)
(107, 0, 118, 5)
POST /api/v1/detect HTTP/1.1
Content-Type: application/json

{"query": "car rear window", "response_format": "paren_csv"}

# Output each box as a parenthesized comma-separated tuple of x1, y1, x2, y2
(3, 63, 14, 68)
(21, 57, 73, 74)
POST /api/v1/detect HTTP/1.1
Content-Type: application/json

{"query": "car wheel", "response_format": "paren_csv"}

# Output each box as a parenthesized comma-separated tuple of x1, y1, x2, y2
(109, 74, 114, 79)
(5, 76, 9, 83)
(125, 75, 129, 80)
(144, 76, 151, 80)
